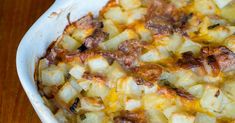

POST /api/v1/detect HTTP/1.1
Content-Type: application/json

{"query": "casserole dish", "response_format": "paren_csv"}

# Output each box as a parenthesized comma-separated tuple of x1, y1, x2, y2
(16, 0, 109, 122)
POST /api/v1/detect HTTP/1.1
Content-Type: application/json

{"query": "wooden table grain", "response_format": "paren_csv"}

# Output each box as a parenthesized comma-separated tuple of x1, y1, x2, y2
(0, 0, 54, 122)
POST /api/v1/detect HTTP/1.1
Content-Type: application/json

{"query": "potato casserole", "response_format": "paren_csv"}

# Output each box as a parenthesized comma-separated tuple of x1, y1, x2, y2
(35, 0, 235, 122)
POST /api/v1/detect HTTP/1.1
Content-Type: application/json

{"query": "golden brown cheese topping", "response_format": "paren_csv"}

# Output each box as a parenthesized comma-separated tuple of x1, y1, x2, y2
(36, 0, 235, 123)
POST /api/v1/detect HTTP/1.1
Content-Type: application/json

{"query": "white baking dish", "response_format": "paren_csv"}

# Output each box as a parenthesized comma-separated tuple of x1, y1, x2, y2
(16, 0, 109, 122)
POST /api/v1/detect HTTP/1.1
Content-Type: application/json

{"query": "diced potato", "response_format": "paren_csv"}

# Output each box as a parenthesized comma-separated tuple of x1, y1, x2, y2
(197, 17, 211, 36)
(57, 83, 78, 103)
(125, 99, 141, 111)
(140, 49, 164, 62)
(60, 35, 82, 51)
(221, 102, 235, 118)
(77, 79, 92, 91)
(69, 77, 83, 93)
(169, 113, 195, 123)
(87, 82, 110, 100)
(163, 106, 181, 119)
(202, 74, 222, 83)
(135, 23, 152, 41)
(87, 55, 109, 74)
(194, 0, 218, 15)
(174, 70, 198, 88)
(81, 112, 106, 123)
(100, 29, 138, 50)
(38, 58, 49, 81)
(38, 58, 49, 71)
(104, 7, 127, 24)
(119, 0, 141, 10)
(147, 109, 168, 123)
(80, 97, 104, 111)
(222, 80, 235, 100)
(117, 76, 141, 97)
(72, 28, 94, 41)
(142, 94, 174, 110)
(103, 88, 123, 113)
(158, 46, 171, 59)
(103, 19, 120, 38)
(170, 0, 190, 8)
(195, 112, 216, 123)
(142, 85, 157, 94)
(54, 109, 69, 123)
(221, 2, 235, 23)
(225, 35, 235, 53)
(69, 65, 85, 80)
(41, 65, 65, 86)
(200, 86, 224, 113)
(106, 61, 126, 87)
(162, 33, 184, 53)
(213, 0, 232, 8)
(57, 62, 69, 76)
(207, 26, 233, 43)
(177, 38, 201, 55)
(126, 8, 147, 24)
(187, 84, 205, 98)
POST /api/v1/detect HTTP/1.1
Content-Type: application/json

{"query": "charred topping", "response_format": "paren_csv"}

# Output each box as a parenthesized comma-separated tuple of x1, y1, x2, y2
(77, 44, 88, 52)
(82, 72, 106, 83)
(102, 40, 144, 69)
(145, 0, 191, 35)
(113, 110, 147, 123)
(207, 55, 220, 76)
(208, 23, 220, 30)
(178, 46, 235, 75)
(69, 97, 80, 113)
(132, 64, 162, 85)
(176, 51, 203, 69)
(158, 79, 195, 100)
(84, 29, 109, 49)
(214, 90, 220, 97)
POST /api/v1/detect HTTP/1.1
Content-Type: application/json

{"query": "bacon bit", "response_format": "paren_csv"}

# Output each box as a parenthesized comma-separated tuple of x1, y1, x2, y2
(201, 46, 235, 72)
(82, 72, 106, 83)
(145, 0, 191, 35)
(114, 110, 147, 123)
(75, 13, 94, 30)
(176, 51, 202, 69)
(207, 55, 220, 76)
(103, 40, 144, 69)
(178, 46, 235, 76)
(132, 64, 162, 84)
(84, 29, 108, 49)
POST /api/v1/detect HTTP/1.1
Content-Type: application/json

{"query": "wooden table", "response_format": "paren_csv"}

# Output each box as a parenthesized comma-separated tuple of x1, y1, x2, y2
(0, 0, 54, 122)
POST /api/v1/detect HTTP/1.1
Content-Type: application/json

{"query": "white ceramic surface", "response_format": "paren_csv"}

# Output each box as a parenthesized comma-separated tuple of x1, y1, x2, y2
(16, 0, 109, 122)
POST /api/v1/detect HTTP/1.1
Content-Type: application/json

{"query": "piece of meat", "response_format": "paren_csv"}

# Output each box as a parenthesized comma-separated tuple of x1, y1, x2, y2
(75, 13, 101, 30)
(201, 46, 235, 72)
(84, 29, 109, 49)
(177, 46, 235, 76)
(206, 55, 220, 76)
(45, 47, 65, 65)
(176, 51, 207, 76)
(145, 0, 191, 35)
(114, 110, 147, 123)
(132, 64, 162, 85)
(103, 40, 144, 69)
(176, 51, 202, 69)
